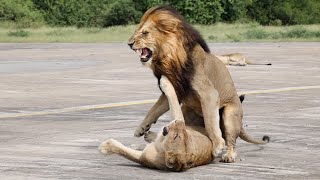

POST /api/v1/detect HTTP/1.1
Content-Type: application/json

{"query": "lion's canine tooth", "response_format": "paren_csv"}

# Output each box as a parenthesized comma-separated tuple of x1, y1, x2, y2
(136, 49, 141, 56)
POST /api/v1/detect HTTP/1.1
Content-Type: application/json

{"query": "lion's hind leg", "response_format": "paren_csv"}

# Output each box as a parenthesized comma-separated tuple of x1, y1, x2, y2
(220, 102, 242, 163)
(99, 139, 143, 165)
(192, 79, 225, 157)
(181, 105, 204, 127)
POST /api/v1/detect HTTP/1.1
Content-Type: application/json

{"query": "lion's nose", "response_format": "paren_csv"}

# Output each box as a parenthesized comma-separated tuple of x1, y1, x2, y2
(128, 41, 134, 49)
(162, 126, 169, 136)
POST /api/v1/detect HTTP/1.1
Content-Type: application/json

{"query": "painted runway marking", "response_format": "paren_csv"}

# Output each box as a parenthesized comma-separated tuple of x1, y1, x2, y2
(1, 85, 320, 119)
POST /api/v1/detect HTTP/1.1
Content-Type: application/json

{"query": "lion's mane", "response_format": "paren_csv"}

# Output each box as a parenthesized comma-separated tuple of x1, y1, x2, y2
(141, 6, 210, 99)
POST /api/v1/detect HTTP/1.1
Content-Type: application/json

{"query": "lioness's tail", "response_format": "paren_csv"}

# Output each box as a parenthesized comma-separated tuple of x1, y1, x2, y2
(246, 59, 272, 66)
(239, 128, 270, 144)
(249, 62, 272, 66)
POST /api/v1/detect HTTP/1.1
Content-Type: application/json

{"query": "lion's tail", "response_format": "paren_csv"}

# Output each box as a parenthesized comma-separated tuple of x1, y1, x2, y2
(239, 127, 270, 144)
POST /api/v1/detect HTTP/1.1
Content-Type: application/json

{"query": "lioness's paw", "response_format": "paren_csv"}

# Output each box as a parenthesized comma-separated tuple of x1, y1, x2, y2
(134, 124, 151, 137)
(144, 131, 157, 143)
(213, 139, 225, 157)
(99, 139, 116, 155)
(220, 152, 236, 163)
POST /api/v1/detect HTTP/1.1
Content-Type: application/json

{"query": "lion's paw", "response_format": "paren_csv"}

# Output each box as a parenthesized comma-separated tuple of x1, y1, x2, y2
(212, 139, 225, 157)
(144, 131, 157, 143)
(99, 139, 117, 155)
(220, 152, 236, 163)
(134, 124, 151, 137)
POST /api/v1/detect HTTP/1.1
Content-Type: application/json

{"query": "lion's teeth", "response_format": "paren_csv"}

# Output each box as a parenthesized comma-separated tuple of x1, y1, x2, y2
(134, 49, 144, 58)
(136, 49, 141, 56)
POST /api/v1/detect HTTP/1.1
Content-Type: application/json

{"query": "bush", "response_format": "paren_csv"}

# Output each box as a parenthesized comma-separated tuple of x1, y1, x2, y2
(133, 0, 166, 12)
(133, 0, 223, 24)
(247, 0, 320, 25)
(171, 0, 223, 24)
(33, 0, 102, 27)
(32, 0, 141, 27)
(0, 0, 43, 28)
(220, 0, 251, 22)
(100, 0, 142, 27)
(2, 0, 320, 27)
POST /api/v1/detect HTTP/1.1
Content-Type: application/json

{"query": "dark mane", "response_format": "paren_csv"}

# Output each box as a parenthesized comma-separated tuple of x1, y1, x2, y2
(154, 57, 194, 100)
(149, 6, 210, 53)
(147, 6, 210, 99)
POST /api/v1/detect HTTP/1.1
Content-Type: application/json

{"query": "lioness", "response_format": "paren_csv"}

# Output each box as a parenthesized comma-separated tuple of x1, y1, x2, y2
(128, 6, 268, 162)
(216, 53, 272, 66)
(100, 76, 213, 171)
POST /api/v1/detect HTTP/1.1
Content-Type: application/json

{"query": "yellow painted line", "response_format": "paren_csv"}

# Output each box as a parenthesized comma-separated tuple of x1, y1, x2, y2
(238, 85, 320, 95)
(1, 85, 319, 119)
(0, 99, 157, 119)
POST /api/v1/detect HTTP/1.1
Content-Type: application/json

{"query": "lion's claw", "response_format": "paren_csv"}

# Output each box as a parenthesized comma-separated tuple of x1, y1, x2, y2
(134, 124, 152, 137)
(134, 127, 146, 137)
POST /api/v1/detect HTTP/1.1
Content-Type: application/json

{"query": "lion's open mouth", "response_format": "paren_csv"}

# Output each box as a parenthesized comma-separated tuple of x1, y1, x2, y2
(134, 48, 153, 62)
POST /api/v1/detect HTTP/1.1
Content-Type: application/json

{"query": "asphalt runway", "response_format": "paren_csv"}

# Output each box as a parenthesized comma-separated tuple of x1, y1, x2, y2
(0, 43, 319, 180)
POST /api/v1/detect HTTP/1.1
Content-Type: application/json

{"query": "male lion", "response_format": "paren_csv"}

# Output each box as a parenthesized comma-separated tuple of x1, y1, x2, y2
(128, 6, 268, 163)
(100, 76, 214, 171)
(216, 53, 272, 66)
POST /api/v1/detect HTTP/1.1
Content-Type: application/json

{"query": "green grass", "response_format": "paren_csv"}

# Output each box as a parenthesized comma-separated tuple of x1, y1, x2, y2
(196, 23, 320, 42)
(0, 22, 319, 42)
(7, 29, 30, 37)
(0, 25, 135, 43)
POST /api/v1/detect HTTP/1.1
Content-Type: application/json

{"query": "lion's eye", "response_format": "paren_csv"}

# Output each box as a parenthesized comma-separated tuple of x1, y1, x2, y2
(163, 127, 168, 136)
(174, 133, 179, 140)
(142, 31, 149, 35)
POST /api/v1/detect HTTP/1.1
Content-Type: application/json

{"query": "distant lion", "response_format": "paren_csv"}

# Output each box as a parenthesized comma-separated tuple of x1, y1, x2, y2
(127, 6, 269, 162)
(100, 76, 213, 171)
(216, 53, 272, 66)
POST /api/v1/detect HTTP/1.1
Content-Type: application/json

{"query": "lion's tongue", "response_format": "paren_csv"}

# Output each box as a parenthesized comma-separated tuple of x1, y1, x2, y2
(141, 48, 148, 58)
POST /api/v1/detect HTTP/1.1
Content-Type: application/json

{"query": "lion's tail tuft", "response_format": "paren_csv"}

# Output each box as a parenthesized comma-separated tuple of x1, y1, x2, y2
(239, 127, 270, 144)
(262, 135, 270, 143)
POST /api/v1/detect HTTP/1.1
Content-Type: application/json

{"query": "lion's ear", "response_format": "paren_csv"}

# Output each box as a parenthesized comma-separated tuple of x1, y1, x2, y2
(164, 151, 176, 169)
(157, 17, 179, 32)
(186, 153, 195, 168)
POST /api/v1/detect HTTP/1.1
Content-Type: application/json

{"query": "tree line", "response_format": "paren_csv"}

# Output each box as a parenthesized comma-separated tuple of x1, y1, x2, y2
(1, 0, 320, 28)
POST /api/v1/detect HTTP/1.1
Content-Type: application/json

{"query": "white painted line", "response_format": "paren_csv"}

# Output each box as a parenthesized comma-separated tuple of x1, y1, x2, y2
(1, 85, 319, 119)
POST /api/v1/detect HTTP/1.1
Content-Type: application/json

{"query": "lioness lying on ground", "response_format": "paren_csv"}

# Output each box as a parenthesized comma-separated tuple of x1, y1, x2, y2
(99, 76, 214, 171)
(216, 53, 272, 66)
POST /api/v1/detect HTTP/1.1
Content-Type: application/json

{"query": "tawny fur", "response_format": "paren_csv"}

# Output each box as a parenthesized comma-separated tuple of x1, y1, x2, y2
(99, 76, 213, 171)
(128, 6, 269, 163)
(216, 53, 272, 66)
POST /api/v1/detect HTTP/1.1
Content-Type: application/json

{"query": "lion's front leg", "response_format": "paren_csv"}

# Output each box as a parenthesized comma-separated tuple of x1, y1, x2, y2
(99, 139, 144, 165)
(192, 79, 225, 157)
(134, 93, 169, 137)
